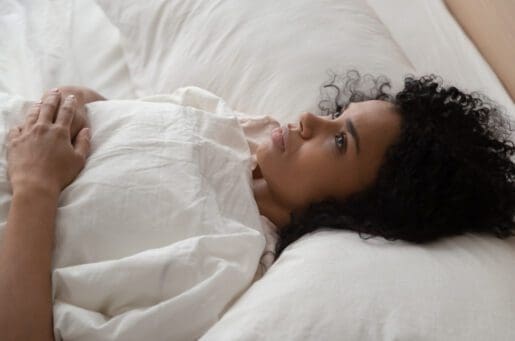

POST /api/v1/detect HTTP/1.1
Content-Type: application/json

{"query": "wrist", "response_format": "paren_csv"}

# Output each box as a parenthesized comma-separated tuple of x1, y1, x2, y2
(12, 182, 60, 202)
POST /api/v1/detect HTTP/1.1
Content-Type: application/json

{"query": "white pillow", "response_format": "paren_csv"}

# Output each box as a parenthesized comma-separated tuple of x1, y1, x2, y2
(95, 0, 414, 123)
(0, 89, 266, 341)
(202, 230, 515, 340)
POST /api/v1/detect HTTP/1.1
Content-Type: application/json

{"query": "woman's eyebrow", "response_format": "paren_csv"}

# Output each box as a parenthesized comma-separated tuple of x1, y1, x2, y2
(346, 118, 360, 154)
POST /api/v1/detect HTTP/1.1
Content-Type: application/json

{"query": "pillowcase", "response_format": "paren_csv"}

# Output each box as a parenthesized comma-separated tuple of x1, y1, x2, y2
(202, 230, 515, 340)
(95, 0, 414, 123)
(0, 89, 266, 341)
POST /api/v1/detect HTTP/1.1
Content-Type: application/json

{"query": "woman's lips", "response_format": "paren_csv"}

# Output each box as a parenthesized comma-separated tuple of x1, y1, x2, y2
(271, 126, 286, 152)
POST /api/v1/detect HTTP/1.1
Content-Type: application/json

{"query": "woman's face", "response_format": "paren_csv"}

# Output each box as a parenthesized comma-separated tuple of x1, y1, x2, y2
(255, 100, 402, 211)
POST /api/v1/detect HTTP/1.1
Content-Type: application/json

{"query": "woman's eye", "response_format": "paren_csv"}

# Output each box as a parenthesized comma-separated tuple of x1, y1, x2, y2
(335, 133, 346, 151)
(330, 113, 346, 152)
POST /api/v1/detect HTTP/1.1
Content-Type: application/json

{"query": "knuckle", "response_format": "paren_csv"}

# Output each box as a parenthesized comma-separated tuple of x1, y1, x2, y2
(60, 104, 74, 116)
(33, 123, 50, 133)
(7, 136, 18, 147)
(27, 112, 39, 120)
(29, 103, 41, 113)
(54, 126, 69, 137)
(76, 153, 87, 165)
(41, 102, 57, 113)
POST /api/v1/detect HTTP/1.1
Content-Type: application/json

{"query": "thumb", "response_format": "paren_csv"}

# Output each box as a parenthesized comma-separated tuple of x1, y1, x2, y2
(74, 127, 91, 160)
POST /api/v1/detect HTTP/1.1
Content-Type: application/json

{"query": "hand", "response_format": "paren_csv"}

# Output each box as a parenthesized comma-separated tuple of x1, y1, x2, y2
(57, 86, 91, 141)
(6, 89, 92, 196)
(57, 85, 106, 140)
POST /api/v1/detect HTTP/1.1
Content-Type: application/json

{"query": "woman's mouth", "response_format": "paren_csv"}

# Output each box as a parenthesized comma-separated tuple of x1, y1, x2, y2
(271, 126, 286, 152)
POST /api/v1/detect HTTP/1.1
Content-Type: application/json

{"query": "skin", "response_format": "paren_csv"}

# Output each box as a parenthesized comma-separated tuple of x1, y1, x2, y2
(252, 100, 402, 228)
(0, 87, 102, 341)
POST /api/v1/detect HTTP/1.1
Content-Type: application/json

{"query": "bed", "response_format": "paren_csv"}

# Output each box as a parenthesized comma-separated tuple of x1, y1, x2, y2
(0, 0, 514, 340)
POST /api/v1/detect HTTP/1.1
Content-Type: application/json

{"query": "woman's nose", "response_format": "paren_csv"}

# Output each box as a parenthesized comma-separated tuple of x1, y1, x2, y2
(297, 112, 320, 139)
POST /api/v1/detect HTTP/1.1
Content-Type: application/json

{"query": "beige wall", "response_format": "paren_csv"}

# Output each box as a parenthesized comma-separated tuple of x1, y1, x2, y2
(444, 0, 515, 101)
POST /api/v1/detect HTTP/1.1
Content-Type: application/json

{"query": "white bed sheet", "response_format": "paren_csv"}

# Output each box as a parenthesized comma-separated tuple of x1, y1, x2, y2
(0, 87, 266, 341)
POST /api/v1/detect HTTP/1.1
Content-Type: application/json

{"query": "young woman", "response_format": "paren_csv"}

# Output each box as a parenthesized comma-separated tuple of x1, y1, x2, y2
(275, 71, 515, 258)
(1, 70, 514, 340)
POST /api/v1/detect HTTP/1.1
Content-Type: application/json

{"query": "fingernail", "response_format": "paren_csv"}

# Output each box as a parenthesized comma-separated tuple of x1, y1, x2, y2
(51, 88, 59, 93)
(67, 94, 76, 102)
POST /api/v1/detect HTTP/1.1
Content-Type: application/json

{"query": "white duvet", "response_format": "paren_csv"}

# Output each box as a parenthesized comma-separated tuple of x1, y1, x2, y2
(0, 87, 266, 340)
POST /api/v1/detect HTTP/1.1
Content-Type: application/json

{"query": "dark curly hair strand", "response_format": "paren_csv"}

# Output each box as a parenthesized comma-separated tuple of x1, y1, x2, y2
(274, 69, 515, 258)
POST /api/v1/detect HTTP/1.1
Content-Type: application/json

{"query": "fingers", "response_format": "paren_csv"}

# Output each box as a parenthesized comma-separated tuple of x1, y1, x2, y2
(55, 94, 77, 129)
(34, 89, 80, 134)
(73, 127, 91, 161)
(23, 102, 42, 129)
(38, 88, 61, 124)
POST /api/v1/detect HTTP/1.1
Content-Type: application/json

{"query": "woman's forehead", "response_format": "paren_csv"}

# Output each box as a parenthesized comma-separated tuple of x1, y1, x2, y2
(346, 101, 401, 153)
(344, 100, 395, 114)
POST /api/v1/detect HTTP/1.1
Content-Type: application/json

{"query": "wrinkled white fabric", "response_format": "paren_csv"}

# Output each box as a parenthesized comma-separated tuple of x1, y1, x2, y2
(146, 87, 281, 280)
(0, 87, 273, 341)
(237, 114, 281, 280)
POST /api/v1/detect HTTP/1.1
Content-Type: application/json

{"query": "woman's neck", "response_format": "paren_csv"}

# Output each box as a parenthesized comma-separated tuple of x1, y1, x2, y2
(252, 176, 291, 229)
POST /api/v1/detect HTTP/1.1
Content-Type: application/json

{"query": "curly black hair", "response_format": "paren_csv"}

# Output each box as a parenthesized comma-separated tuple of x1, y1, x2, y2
(274, 69, 515, 258)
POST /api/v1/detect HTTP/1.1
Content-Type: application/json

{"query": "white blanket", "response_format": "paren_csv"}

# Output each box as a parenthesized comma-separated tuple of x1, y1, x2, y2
(0, 88, 265, 340)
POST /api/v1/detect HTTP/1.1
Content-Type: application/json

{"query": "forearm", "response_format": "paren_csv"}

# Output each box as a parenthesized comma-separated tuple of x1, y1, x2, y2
(0, 186, 59, 341)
